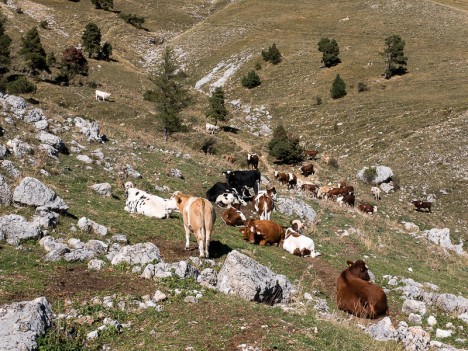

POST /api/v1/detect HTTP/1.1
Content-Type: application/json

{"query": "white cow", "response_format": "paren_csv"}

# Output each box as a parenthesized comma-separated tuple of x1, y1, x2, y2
(371, 186, 381, 200)
(282, 228, 320, 258)
(215, 191, 246, 208)
(125, 186, 177, 219)
(206, 123, 220, 134)
(96, 90, 111, 101)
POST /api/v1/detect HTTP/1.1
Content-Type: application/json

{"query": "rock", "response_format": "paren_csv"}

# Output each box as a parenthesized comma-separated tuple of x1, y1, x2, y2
(88, 259, 106, 271)
(3, 94, 27, 116)
(34, 119, 49, 131)
(64, 248, 96, 262)
(85, 240, 108, 254)
(197, 268, 217, 288)
(275, 197, 317, 223)
(434, 294, 468, 314)
(1, 160, 21, 178)
(0, 144, 8, 159)
(379, 182, 394, 193)
(402, 221, 420, 233)
(458, 313, 468, 323)
(6, 138, 32, 158)
(427, 315, 437, 326)
(13, 177, 68, 211)
(87, 330, 99, 340)
(365, 317, 397, 340)
(68, 238, 84, 249)
(77, 155, 93, 164)
(74, 117, 104, 143)
(0, 297, 53, 351)
(36, 132, 67, 154)
(357, 165, 393, 184)
(45, 246, 69, 261)
(90, 148, 104, 160)
(90, 183, 112, 197)
(166, 261, 199, 279)
(169, 168, 184, 179)
(402, 300, 427, 316)
(408, 313, 422, 325)
(111, 243, 161, 266)
(33, 207, 60, 229)
(216, 250, 296, 305)
(397, 324, 431, 351)
(111, 234, 128, 244)
(77, 217, 108, 236)
(436, 329, 452, 338)
(39, 236, 68, 253)
(423, 228, 465, 255)
(153, 290, 167, 302)
(0, 174, 11, 206)
(184, 296, 198, 303)
(125, 164, 142, 179)
(0, 214, 42, 245)
(38, 144, 58, 160)
(25, 108, 45, 123)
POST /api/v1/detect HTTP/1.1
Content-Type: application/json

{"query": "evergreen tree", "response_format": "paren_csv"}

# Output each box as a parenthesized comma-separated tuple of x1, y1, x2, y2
(241, 70, 261, 88)
(261, 43, 281, 64)
(0, 13, 12, 73)
(153, 47, 190, 138)
(268, 125, 304, 164)
(91, 0, 113, 10)
(81, 23, 101, 58)
(206, 87, 228, 125)
(383, 34, 407, 79)
(318, 38, 340, 67)
(61, 46, 88, 76)
(19, 27, 49, 74)
(330, 74, 346, 99)
(119, 13, 145, 28)
(100, 41, 112, 61)
(46, 51, 57, 68)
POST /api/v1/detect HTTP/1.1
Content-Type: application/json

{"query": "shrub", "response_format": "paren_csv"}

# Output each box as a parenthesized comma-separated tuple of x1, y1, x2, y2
(1, 75, 36, 94)
(268, 125, 304, 164)
(261, 43, 281, 64)
(119, 13, 145, 28)
(53, 71, 70, 85)
(315, 96, 322, 105)
(61, 46, 88, 76)
(357, 82, 369, 92)
(143, 89, 157, 102)
(363, 167, 377, 184)
(241, 70, 261, 89)
(90, 0, 113, 10)
(87, 81, 97, 88)
(318, 38, 340, 67)
(328, 157, 339, 168)
(383, 34, 407, 79)
(331, 74, 346, 99)
(46, 51, 57, 67)
(255, 61, 262, 70)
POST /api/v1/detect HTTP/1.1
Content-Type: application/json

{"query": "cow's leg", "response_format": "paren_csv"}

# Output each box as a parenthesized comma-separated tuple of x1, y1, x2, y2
(184, 225, 191, 250)
(204, 229, 210, 258)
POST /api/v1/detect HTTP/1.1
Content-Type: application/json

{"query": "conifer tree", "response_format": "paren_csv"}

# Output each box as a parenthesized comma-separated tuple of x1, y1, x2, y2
(318, 38, 341, 67)
(383, 34, 407, 79)
(62, 46, 88, 76)
(19, 27, 49, 74)
(0, 13, 12, 73)
(241, 70, 261, 89)
(261, 43, 282, 64)
(81, 23, 101, 58)
(206, 87, 228, 125)
(331, 74, 347, 99)
(91, 0, 113, 10)
(100, 41, 112, 61)
(268, 125, 304, 164)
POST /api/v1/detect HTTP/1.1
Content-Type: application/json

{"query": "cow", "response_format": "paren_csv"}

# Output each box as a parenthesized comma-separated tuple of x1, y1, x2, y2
(247, 153, 259, 170)
(357, 202, 377, 214)
(215, 192, 247, 208)
(317, 186, 332, 199)
(336, 260, 388, 319)
(254, 187, 276, 220)
(240, 219, 285, 246)
(95, 90, 111, 101)
(282, 227, 320, 257)
(274, 171, 289, 186)
(304, 149, 319, 160)
(287, 173, 297, 190)
(206, 182, 230, 202)
(300, 163, 315, 177)
(206, 122, 220, 135)
(224, 154, 236, 164)
(412, 200, 432, 213)
(290, 219, 306, 234)
(337, 193, 355, 207)
(222, 205, 247, 227)
(301, 183, 319, 197)
(223, 170, 261, 195)
(124, 186, 177, 219)
(327, 186, 354, 200)
(171, 191, 216, 258)
(371, 187, 381, 200)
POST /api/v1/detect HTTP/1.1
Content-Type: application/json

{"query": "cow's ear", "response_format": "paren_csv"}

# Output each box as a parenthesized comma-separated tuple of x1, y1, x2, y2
(347, 260, 353, 267)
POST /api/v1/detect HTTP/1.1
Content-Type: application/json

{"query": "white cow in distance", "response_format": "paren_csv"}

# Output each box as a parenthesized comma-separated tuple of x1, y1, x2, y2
(124, 185, 177, 219)
(206, 123, 220, 134)
(96, 90, 111, 101)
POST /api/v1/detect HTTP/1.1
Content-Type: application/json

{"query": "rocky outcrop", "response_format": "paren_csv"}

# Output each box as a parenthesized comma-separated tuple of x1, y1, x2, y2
(357, 165, 393, 184)
(111, 243, 162, 266)
(74, 117, 104, 143)
(0, 214, 42, 245)
(422, 228, 464, 256)
(275, 197, 317, 223)
(13, 177, 68, 211)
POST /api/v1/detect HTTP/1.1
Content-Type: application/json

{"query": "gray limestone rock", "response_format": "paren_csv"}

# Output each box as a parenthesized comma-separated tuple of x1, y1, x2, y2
(77, 155, 93, 164)
(365, 317, 398, 341)
(64, 248, 96, 262)
(77, 217, 107, 236)
(13, 177, 68, 211)
(0, 214, 42, 245)
(197, 268, 218, 288)
(275, 197, 317, 223)
(6, 138, 32, 158)
(0, 174, 11, 206)
(402, 300, 427, 316)
(34, 119, 49, 131)
(111, 243, 161, 266)
(88, 259, 106, 271)
(25, 108, 45, 123)
(74, 117, 104, 143)
(357, 165, 393, 184)
(36, 132, 67, 154)
(90, 183, 112, 197)
(1, 160, 21, 178)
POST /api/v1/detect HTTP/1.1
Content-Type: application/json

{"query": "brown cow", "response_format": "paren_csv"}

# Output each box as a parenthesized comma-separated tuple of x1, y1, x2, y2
(287, 173, 297, 190)
(254, 187, 276, 220)
(171, 191, 216, 258)
(222, 205, 247, 227)
(336, 260, 388, 319)
(274, 171, 289, 185)
(304, 149, 319, 160)
(358, 202, 377, 214)
(240, 219, 285, 246)
(300, 163, 315, 177)
(412, 200, 432, 213)
(337, 193, 355, 207)
(290, 219, 306, 234)
(224, 155, 236, 164)
(301, 183, 319, 197)
(247, 153, 259, 170)
(327, 186, 354, 200)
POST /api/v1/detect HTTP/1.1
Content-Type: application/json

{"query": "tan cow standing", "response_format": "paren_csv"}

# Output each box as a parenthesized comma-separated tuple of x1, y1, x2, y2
(172, 191, 216, 258)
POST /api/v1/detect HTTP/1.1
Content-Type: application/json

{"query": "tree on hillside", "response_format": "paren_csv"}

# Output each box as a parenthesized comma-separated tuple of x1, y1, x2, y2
(241, 70, 261, 89)
(383, 34, 407, 79)
(206, 87, 228, 125)
(268, 125, 304, 164)
(61, 46, 88, 76)
(331, 74, 346, 99)
(0, 12, 12, 73)
(261, 43, 282, 64)
(91, 0, 113, 10)
(19, 27, 49, 74)
(81, 23, 101, 58)
(318, 38, 340, 68)
(119, 13, 145, 28)
(100, 41, 112, 61)
(152, 46, 190, 140)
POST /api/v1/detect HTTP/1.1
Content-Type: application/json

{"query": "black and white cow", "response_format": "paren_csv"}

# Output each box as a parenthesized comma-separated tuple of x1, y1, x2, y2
(223, 170, 261, 195)
(206, 182, 231, 202)
(215, 191, 247, 208)
(124, 183, 177, 219)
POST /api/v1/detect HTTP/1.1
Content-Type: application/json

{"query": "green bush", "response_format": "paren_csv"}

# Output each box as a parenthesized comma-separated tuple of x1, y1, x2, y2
(241, 70, 261, 89)
(261, 43, 281, 64)
(318, 38, 340, 67)
(1, 75, 36, 94)
(363, 167, 377, 183)
(119, 13, 145, 28)
(331, 74, 346, 99)
(358, 82, 369, 92)
(143, 89, 157, 102)
(268, 125, 304, 164)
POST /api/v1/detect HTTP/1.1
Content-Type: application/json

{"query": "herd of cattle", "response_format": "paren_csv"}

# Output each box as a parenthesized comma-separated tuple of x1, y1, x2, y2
(122, 151, 433, 319)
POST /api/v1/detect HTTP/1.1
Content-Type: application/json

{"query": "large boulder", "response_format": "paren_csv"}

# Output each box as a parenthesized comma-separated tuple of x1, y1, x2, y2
(25, 108, 45, 123)
(216, 250, 296, 305)
(423, 228, 465, 256)
(275, 197, 317, 223)
(357, 165, 393, 184)
(365, 317, 397, 341)
(0, 297, 53, 351)
(0, 214, 42, 245)
(0, 174, 11, 206)
(111, 243, 162, 266)
(90, 183, 112, 197)
(74, 117, 104, 143)
(13, 177, 68, 211)
(36, 132, 67, 154)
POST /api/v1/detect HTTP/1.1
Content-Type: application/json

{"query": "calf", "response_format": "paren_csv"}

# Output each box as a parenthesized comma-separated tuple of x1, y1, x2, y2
(290, 219, 306, 234)
(247, 153, 259, 170)
(304, 149, 319, 160)
(254, 187, 276, 220)
(358, 202, 377, 214)
(300, 163, 315, 177)
(317, 186, 332, 199)
(274, 171, 289, 186)
(412, 200, 432, 213)
(301, 183, 319, 197)
(125, 187, 177, 219)
(288, 173, 297, 190)
(371, 187, 381, 200)
(283, 228, 320, 257)
(206, 182, 230, 202)
(327, 186, 354, 200)
(95, 90, 111, 101)
(240, 219, 285, 246)
(206, 122, 220, 134)
(222, 205, 247, 227)
(337, 193, 355, 207)
(336, 260, 388, 319)
(224, 155, 236, 164)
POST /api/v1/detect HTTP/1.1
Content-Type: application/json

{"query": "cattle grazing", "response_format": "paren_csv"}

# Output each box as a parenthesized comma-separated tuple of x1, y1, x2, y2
(171, 191, 216, 258)
(337, 193, 355, 207)
(300, 163, 315, 177)
(371, 187, 381, 200)
(283, 228, 319, 257)
(274, 171, 289, 186)
(95, 90, 111, 101)
(287, 173, 297, 190)
(247, 153, 259, 170)
(336, 260, 388, 319)
(206, 182, 230, 202)
(301, 183, 319, 197)
(223, 170, 261, 195)
(357, 202, 377, 214)
(317, 186, 332, 199)
(290, 219, 306, 234)
(254, 187, 276, 220)
(222, 205, 247, 227)
(240, 219, 285, 246)
(304, 149, 319, 160)
(215, 191, 246, 208)
(412, 200, 432, 213)
(206, 123, 220, 135)
(223, 154, 236, 164)
(124, 186, 177, 219)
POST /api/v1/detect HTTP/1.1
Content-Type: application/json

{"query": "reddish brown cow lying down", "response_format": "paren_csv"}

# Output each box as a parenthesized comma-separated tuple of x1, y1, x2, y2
(336, 260, 388, 319)
(240, 219, 285, 246)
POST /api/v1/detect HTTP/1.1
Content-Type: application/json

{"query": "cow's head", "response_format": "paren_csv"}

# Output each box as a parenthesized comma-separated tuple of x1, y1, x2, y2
(274, 171, 279, 178)
(267, 187, 277, 201)
(171, 191, 183, 205)
(346, 260, 370, 281)
(291, 219, 305, 233)
(222, 170, 232, 178)
(124, 182, 135, 199)
(164, 197, 178, 212)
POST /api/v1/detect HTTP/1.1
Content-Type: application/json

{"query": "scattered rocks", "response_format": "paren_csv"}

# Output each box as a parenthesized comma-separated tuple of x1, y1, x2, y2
(397, 323, 431, 351)
(275, 197, 317, 223)
(90, 183, 112, 197)
(77, 217, 108, 236)
(6, 138, 32, 158)
(357, 165, 393, 184)
(13, 177, 68, 211)
(408, 313, 422, 325)
(74, 117, 105, 143)
(0, 214, 42, 245)
(169, 168, 184, 179)
(365, 317, 397, 340)
(435, 329, 452, 338)
(0, 174, 11, 206)
(427, 315, 437, 326)
(422, 228, 465, 255)
(88, 259, 106, 271)
(77, 154, 93, 164)
(25, 108, 45, 123)
(402, 300, 427, 316)
(402, 221, 420, 233)
(124, 164, 142, 179)
(111, 242, 161, 266)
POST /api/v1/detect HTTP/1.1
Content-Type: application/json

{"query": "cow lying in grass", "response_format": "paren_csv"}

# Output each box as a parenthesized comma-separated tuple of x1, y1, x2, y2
(124, 182, 177, 219)
(282, 226, 320, 258)
(240, 219, 284, 246)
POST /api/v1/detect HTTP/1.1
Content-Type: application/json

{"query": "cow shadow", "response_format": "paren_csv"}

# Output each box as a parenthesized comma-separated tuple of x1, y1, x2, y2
(209, 240, 232, 258)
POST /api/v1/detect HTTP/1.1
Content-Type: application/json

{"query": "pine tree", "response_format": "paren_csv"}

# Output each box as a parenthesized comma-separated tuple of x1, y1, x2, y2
(383, 34, 407, 79)
(19, 27, 49, 74)
(331, 74, 346, 99)
(0, 13, 12, 73)
(81, 23, 101, 58)
(62, 46, 88, 76)
(153, 47, 190, 138)
(261, 43, 282, 64)
(318, 38, 341, 67)
(91, 0, 113, 10)
(268, 125, 304, 164)
(241, 70, 261, 88)
(206, 87, 228, 125)
(100, 42, 112, 61)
